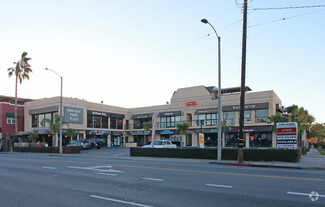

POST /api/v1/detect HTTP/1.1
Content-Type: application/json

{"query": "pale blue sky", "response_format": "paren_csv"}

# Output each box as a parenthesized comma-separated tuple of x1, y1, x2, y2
(1, 0, 324, 122)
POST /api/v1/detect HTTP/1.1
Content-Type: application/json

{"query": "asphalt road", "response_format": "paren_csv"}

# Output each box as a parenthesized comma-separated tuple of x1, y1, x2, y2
(0, 148, 324, 207)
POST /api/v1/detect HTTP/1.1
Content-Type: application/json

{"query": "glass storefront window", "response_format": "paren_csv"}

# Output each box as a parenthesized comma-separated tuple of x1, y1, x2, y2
(249, 132, 272, 147)
(244, 110, 251, 124)
(94, 116, 101, 128)
(32, 115, 38, 127)
(45, 113, 52, 127)
(102, 117, 108, 129)
(225, 132, 240, 147)
(87, 115, 93, 128)
(110, 117, 117, 129)
(224, 112, 235, 125)
(38, 114, 45, 127)
(255, 109, 268, 123)
(160, 116, 180, 128)
(117, 118, 123, 129)
(198, 113, 217, 126)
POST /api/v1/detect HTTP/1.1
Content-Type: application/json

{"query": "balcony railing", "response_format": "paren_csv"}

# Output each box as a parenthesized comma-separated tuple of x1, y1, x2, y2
(124, 120, 219, 130)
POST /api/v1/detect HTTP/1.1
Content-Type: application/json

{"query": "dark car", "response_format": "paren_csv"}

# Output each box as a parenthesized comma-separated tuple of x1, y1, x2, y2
(85, 138, 103, 149)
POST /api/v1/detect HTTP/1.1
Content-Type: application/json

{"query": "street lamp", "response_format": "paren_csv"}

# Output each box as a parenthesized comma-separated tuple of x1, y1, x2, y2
(45, 68, 63, 156)
(201, 19, 222, 162)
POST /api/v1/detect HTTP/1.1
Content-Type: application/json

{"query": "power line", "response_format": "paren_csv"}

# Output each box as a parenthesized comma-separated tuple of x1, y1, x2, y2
(248, 9, 325, 28)
(250, 4, 325, 11)
(133, 34, 209, 69)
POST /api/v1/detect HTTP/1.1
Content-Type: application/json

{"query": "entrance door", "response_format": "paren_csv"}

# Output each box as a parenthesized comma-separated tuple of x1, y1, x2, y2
(186, 133, 192, 146)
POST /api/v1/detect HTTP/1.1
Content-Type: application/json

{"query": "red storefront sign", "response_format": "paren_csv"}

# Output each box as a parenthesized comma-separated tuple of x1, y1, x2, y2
(186, 101, 197, 106)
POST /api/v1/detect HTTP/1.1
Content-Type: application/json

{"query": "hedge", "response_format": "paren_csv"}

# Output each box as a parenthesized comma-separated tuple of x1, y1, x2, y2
(14, 146, 81, 154)
(130, 148, 302, 162)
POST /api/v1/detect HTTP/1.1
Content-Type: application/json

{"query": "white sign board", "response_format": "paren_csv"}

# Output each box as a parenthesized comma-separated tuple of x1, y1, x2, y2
(276, 122, 297, 149)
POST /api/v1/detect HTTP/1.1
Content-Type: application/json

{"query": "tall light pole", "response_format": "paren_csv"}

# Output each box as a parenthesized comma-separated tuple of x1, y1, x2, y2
(201, 19, 222, 162)
(45, 68, 63, 156)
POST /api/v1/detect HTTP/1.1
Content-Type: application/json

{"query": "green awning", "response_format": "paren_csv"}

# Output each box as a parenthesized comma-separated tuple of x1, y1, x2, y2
(6, 112, 19, 118)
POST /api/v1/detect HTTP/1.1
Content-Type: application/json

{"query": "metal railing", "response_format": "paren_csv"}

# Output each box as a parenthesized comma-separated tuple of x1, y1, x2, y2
(124, 120, 219, 130)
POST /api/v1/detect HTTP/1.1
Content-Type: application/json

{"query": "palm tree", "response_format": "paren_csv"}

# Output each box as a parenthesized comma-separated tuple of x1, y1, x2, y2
(49, 114, 68, 147)
(268, 113, 288, 132)
(66, 128, 77, 142)
(8, 52, 32, 133)
(143, 122, 152, 145)
(177, 122, 190, 147)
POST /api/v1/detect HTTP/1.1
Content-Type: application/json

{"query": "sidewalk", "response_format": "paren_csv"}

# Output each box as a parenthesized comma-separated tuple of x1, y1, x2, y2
(210, 149, 325, 170)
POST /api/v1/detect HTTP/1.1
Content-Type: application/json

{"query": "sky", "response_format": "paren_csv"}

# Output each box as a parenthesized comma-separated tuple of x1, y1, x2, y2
(1, 0, 324, 123)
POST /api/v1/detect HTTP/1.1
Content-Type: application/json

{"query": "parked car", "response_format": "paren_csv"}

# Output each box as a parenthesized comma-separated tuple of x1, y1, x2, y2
(85, 138, 103, 149)
(67, 140, 90, 150)
(142, 140, 177, 148)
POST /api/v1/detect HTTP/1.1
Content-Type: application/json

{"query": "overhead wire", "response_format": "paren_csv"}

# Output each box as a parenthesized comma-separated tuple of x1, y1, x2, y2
(250, 4, 325, 11)
(69, 0, 207, 48)
(248, 9, 325, 28)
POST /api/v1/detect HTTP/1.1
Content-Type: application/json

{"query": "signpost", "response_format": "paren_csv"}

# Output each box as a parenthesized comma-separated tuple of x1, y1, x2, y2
(276, 122, 298, 149)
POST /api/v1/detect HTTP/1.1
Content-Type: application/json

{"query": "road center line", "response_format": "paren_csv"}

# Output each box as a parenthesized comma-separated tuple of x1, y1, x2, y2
(142, 177, 164, 182)
(42, 166, 56, 170)
(97, 173, 117, 176)
(90, 195, 154, 207)
(287, 191, 325, 198)
(206, 184, 232, 188)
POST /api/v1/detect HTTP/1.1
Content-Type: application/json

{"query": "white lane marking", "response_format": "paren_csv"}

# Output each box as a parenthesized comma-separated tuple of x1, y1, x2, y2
(67, 166, 124, 173)
(42, 166, 56, 170)
(97, 173, 117, 176)
(287, 191, 325, 198)
(206, 184, 232, 189)
(90, 195, 154, 207)
(142, 177, 164, 182)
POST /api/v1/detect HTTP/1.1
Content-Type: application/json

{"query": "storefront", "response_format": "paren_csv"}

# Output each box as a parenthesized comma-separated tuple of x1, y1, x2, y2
(159, 129, 181, 146)
(86, 130, 109, 146)
(226, 126, 273, 148)
(130, 131, 151, 146)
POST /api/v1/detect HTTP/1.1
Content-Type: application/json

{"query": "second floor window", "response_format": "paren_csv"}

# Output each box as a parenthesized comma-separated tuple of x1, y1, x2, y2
(160, 116, 181, 128)
(256, 109, 268, 123)
(198, 113, 217, 126)
(223, 112, 235, 125)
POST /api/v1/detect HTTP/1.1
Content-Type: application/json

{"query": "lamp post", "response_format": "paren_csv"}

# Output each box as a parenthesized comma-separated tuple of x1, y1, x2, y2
(45, 68, 63, 156)
(201, 19, 222, 162)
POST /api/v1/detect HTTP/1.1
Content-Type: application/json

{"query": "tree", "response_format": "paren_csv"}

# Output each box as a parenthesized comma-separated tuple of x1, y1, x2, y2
(49, 114, 68, 147)
(27, 132, 39, 147)
(177, 122, 190, 147)
(66, 128, 77, 141)
(8, 52, 32, 133)
(309, 123, 325, 142)
(285, 105, 315, 146)
(143, 122, 152, 145)
(268, 113, 288, 131)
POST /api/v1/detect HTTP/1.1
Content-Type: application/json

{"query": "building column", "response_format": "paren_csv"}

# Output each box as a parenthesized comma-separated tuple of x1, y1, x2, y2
(245, 133, 249, 148)
(272, 131, 277, 148)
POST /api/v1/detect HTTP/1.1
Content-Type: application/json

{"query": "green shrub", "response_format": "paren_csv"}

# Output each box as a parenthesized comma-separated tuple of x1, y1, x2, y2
(13, 146, 81, 154)
(319, 142, 325, 149)
(130, 148, 301, 162)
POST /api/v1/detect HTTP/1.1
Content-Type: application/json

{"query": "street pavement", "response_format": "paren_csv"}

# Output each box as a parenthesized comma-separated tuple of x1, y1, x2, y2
(0, 148, 324, 207)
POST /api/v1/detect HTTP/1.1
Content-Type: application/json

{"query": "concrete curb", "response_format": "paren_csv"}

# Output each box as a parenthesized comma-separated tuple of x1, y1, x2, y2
(209, 162, 303, 169)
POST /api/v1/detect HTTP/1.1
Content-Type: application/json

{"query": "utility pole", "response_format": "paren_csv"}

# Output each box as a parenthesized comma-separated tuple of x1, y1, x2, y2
(238, 0, 248, 163)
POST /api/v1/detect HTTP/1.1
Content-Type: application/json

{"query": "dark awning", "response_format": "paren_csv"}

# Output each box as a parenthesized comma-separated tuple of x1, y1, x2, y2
(6, 112, 19, 118)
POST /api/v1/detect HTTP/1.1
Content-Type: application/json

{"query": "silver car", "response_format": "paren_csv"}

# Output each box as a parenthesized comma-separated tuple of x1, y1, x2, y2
(67, 140, 90, 149)
(142, 140, 177, 148)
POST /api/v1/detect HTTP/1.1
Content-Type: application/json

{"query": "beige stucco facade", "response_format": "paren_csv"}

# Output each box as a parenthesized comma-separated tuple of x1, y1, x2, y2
(24, 85, 283, 148)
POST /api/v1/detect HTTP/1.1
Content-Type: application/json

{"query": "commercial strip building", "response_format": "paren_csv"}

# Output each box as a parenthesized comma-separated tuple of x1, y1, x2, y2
(24, 85, 284, 148)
